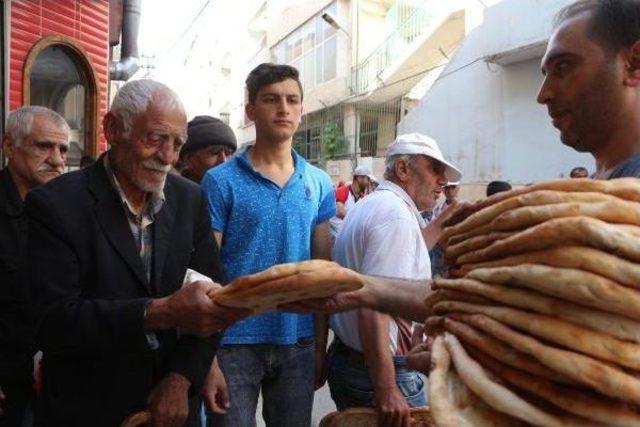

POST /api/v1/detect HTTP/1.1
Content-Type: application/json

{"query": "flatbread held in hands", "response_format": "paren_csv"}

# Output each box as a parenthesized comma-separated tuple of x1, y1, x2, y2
(210, 260, 364, 313)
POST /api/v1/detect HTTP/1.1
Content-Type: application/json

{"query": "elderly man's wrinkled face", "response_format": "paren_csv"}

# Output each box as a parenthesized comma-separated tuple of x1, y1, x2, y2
(112, 101, 187, 194)
(537, 13, 626, 154)
(5, 115, 69, 189)
(185, 145, 235, 182)
(404, 155, 448, 211)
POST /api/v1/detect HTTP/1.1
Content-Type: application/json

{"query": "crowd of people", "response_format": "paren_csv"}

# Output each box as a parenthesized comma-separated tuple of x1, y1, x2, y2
(1, 1, 640, 426)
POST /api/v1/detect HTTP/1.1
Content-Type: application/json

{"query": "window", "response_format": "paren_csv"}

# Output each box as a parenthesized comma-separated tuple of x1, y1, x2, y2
(24, 37, 99, 169)
(273, 2, 338, 91)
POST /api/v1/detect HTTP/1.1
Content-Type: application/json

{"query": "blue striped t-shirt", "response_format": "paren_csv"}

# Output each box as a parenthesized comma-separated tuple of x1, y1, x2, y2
(201, 148, 336, 345)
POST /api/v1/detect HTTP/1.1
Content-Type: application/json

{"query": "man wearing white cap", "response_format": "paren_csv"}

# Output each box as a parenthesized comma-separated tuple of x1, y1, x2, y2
(330, 165, 373, 241)
(432, 181, 460, 220)
(327, 133, 461, 427)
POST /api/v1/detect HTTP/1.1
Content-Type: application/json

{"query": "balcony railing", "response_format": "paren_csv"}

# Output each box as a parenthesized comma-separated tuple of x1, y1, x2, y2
(293, 99, 402, 164)
(351, 0, 450, 95)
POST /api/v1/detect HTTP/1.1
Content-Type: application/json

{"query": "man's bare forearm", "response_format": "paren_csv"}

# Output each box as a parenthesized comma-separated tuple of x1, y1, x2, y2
(360, 276, 433, 322)
(359, 309, 397, 390)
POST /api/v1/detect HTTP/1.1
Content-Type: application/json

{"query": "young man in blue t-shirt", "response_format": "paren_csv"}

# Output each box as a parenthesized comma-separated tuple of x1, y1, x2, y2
(201, 63, 335, 427)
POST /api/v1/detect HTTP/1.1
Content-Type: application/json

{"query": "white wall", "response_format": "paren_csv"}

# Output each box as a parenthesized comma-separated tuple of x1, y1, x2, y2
(398, 0, 594, 183)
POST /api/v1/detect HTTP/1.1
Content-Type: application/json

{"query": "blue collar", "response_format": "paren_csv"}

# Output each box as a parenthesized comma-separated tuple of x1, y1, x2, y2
(237, 147, 306, 188)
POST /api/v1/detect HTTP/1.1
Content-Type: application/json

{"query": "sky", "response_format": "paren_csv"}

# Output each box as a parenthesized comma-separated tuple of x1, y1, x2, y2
(137, 0, 221, 79)
(136, 0, 266, 118)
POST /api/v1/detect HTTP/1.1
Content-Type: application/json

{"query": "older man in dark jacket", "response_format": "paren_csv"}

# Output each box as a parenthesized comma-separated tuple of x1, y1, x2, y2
(0, 106, 69, 427)
(26, 80, 247, 427)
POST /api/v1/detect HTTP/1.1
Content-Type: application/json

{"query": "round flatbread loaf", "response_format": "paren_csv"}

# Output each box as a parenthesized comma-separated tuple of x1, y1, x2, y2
(444, 333, 593, 427)
(442, 190, 621, 244)
(226, 259, 339, 289)
(434, 277, 640, 342)
(435, 301, 640, 370)
(429, 335, 525, 427)
(451, 246, 640, 289)
(468, 347, 640, 427)
(443, 177, 640, 231)
(456, 217, 640, 265)
(466, 264, 640, 320)
(445, 231, 516, 263)
(439, 317, 576, 384)
(452, 313, 640, 404)
(211, 264, 364, 313)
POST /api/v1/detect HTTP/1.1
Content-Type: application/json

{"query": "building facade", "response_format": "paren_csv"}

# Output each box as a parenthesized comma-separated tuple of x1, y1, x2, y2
(161, 0, 470, 183)
(398, 0, 592, 198)
(2, 0, 111, 166)
(264, 0, 470, 182)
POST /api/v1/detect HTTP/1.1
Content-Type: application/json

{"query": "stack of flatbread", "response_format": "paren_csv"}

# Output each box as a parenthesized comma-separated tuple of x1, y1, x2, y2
(208, 259, 364, 313)
(426, 178, 640, 427)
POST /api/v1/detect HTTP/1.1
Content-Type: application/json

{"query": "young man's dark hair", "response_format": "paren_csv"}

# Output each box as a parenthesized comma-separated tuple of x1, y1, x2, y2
(486, 180, 512, 197)
(245, 63, 304, 104)
(555, 0, 640, 55)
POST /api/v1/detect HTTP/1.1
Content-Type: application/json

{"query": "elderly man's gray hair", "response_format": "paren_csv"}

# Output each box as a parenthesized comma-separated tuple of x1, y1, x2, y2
(384, 153, 415, 180)
(110, 79, 185, 135)
(5, 106, 70, 146)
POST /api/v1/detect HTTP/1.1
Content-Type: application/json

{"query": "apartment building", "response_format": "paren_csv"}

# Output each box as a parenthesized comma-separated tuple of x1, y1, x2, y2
(398, 0, 593, 198)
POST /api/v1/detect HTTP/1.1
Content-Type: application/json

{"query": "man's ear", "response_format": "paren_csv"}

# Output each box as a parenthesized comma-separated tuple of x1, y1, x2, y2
(103, 112, 122, 146)
(623, 41, 640, 87)
(245, 103, 255, 123)
(394, 158, 410, 182)
(2, 135, 15, 160)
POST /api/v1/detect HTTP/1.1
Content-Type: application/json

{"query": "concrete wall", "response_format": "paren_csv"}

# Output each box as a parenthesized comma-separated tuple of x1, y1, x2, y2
(398, 0, 594, 185)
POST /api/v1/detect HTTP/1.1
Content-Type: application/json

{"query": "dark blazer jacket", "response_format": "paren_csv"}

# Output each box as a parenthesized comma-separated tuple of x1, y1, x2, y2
(0, 168, 33, 385)
(25, 157, 224, 426)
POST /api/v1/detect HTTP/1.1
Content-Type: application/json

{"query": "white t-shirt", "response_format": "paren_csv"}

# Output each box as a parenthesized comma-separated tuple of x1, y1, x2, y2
(329, 180, 432, 354)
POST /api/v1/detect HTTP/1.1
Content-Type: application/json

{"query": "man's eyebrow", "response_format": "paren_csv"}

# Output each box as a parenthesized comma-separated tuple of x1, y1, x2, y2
(33, 140, 70, 149)
(541, 51, 579, 73)
(260, 92, 300, 98)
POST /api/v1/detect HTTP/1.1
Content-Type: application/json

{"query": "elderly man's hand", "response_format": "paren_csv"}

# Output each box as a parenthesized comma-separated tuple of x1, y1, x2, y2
(375, 386, 411, 427)
(145, 281, 252, 336)
(147, 373, 190, 427)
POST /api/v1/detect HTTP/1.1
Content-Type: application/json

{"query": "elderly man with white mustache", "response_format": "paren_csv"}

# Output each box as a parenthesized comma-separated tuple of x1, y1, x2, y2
(23, 80, 249, 427)
(0, 106, 69, 427)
